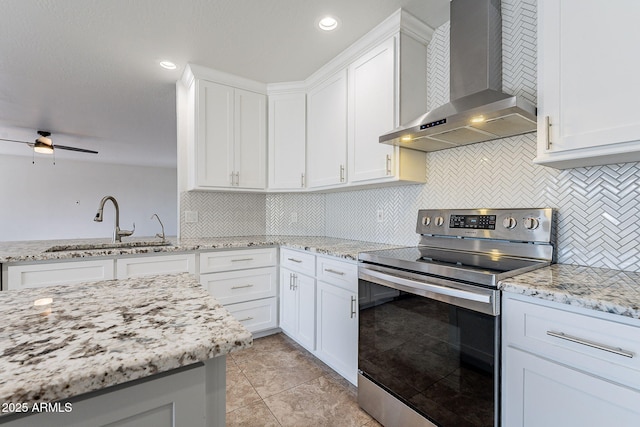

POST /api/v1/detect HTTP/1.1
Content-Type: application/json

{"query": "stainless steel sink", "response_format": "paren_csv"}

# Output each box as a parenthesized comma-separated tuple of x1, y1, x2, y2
(44, 241, 173, 252)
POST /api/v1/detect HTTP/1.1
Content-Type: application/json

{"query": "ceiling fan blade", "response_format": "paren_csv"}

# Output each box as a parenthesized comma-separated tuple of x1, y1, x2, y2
(0, 137, 30, 145)
(54, 144, 99, 154)
(1, 136, 98, 154)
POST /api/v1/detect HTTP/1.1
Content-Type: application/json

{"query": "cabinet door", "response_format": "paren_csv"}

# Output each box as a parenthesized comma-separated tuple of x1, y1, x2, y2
(537, 0, 640, 165)
(5, 259, 114, 290)
(307, 70, 348, 188)
(268, 92, 306, 190)
(279, 268, 298, 337)
(503, 347, 640, 427)
(279, 268, 315, 352)
(316, 281, 358, 385)
(235, 88, 266, 189)
(295, 272, 316, 351)
(349, 37, 397, 183)
(196, 80, 235, 187)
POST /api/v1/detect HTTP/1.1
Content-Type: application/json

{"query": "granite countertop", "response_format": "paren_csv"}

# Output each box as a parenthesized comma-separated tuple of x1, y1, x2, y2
(500, 264, 640, 320)
(0, 235, 406, 263)
(0, 273, 252, 405)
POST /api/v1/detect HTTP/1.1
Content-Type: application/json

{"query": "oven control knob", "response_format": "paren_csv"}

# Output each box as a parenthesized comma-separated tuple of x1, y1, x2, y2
(524, 217, 540, 230)
(434, 216, 445, 227)
(503, 217, 517, 229)
(422, 216, 431, 226)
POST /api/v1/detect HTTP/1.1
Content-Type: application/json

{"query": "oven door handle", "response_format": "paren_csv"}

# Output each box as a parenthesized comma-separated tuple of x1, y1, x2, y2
(359, 266, 499, 316)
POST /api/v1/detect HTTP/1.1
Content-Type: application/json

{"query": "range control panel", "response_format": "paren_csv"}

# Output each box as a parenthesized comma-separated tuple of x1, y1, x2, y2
(450, 214, 496, 230)
(416, 208, 554, 243)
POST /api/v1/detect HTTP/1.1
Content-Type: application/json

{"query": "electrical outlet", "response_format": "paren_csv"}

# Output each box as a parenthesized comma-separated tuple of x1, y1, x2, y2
(376, 209, 384, 223)
(290, 212, 298, 223)
(184, 211, 198, 223)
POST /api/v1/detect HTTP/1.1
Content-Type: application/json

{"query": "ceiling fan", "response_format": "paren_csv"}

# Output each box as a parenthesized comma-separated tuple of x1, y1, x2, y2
(0, 130, 99, 154)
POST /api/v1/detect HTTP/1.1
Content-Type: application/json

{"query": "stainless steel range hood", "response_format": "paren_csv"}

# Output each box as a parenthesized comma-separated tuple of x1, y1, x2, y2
(380, 0, 536, 151)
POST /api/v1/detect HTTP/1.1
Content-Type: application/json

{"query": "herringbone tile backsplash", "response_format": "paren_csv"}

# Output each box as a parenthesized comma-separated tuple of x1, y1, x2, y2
(181, 0, 640, 272)
(180, 192, 266, 237)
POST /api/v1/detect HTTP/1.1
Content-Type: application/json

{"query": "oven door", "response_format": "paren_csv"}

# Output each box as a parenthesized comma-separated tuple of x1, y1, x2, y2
(358, 264, 500, 427)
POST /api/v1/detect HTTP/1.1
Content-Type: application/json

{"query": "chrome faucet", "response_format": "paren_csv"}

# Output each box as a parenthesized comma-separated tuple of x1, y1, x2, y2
(94, 196, 135, 242)
(150, 213, 166, 242)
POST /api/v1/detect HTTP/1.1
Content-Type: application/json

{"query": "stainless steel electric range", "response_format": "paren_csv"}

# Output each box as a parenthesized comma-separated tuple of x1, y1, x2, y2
(357, 208, 555, 427)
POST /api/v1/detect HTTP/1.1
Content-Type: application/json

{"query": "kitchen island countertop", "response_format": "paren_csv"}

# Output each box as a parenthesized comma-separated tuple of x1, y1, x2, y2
(499, 264, 640, 320)
(0, 273, 252, 406)
(0, 235, 406, 263)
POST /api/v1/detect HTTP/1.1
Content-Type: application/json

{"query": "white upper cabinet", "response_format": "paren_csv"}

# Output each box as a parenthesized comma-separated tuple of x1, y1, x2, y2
(178, 10, 431, 193)
(234, 88, 267, 189)
(267, 91, 307, 190)
(307, 70, 349, 189)
(349, 38, 396, 182)
(196, 80, 234, 187)
(348, 35, 427, 185)
(535, 0, 640, 169)
(177, 65, 267, 191)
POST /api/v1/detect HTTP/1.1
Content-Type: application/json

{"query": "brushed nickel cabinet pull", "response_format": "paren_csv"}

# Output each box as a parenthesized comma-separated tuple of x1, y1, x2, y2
(324, 268, 345, 276)
(547, 331, 634, 358)
(385, 154, 392, 175)
(238, 316, 254, 322)
(287, 258, 302, 263)
(289, 273, 293, 290)
(231, 284, 254, 289)
(350, 295, 356, 318)
(301, 173, 305, 188)
(340, 165, 345, 182)
(231, 258, 254, 262)
(545, 116, 552, 150)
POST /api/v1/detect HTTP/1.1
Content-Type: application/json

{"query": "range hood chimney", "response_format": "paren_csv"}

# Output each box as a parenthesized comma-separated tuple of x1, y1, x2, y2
(380, 0, 536, 151)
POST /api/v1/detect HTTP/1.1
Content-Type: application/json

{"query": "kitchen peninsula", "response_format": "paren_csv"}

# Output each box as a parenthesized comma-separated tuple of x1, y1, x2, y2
(0, 273, 252, 426)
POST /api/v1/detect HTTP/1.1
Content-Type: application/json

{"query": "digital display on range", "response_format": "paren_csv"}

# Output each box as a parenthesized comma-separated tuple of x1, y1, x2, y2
(450, 215, 496, 230)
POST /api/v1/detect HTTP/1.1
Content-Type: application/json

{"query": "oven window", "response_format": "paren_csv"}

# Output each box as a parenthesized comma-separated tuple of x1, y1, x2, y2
(359, 280, 498, 427)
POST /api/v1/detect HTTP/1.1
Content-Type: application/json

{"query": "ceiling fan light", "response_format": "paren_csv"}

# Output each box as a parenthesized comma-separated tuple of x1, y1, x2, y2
(34, 136, 54, 154)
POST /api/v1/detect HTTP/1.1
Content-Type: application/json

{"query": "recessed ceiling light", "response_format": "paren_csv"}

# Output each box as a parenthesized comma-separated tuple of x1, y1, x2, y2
(318, 16, 339, 31)
(159, 61, 177, 70)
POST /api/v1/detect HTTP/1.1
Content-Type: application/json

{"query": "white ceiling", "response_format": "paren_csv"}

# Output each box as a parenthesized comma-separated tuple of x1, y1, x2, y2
(0, 0, 449, 167)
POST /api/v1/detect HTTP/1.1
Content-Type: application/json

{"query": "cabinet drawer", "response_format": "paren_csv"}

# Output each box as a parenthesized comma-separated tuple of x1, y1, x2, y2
(116, 254, 196, 279)
(226, 298, 277, 333)
(316, 256, 357, 291)
(201, 267, 276, 305)
(6, 259, 115, 290)
(280, 248, 316, 276)
(504, 296, 640, 389)
(199, 248, 276, 273)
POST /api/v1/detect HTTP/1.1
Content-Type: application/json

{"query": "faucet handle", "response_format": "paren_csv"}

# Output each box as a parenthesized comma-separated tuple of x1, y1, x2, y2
(118, 223, 135, 238)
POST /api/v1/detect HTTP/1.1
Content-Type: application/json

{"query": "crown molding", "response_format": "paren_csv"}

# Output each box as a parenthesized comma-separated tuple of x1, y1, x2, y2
(182, 64, 267, 94)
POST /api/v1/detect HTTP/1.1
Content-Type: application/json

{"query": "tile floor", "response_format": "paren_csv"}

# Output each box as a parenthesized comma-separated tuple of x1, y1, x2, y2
(226, 333, 382, 427)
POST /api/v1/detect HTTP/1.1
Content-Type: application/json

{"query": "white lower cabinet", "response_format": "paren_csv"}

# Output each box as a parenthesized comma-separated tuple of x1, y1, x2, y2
(279, 268, 316, 352)
(199, 248, 278, 335)
(504, 347, 640, 427)
(279, 248, 359, 385)
(316, 280, 358, 385)
(225, 298, 278, 334)
(3, 259, 115, 290)
(116, 254, 196, 279)
(502, 293, 640, 426)
(200, 267, 276, 305)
